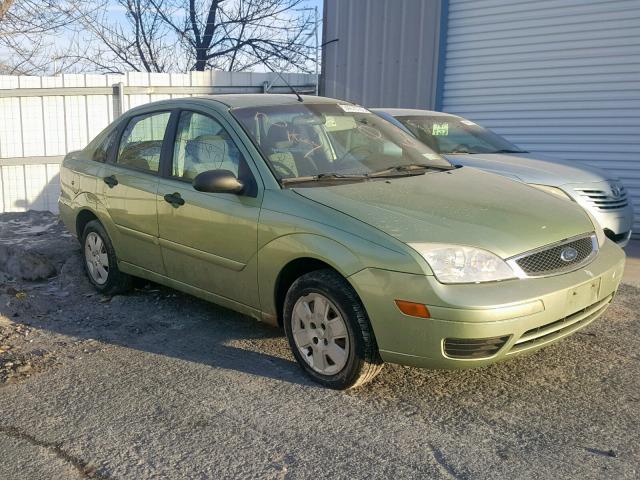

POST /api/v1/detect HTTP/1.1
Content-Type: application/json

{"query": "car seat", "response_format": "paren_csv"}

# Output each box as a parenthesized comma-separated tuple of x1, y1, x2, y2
(183, 135, 238, 180)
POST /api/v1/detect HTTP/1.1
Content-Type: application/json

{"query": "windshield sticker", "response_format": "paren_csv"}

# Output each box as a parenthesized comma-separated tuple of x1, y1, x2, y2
(325, 115, 357, 132)
(338, 104, 370, 114)
(460, 120, 476, 126)
(422, 153, 442, 161)
(432, 123, 449, 136)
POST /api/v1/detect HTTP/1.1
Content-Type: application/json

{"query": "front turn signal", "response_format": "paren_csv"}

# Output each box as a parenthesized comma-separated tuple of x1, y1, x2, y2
(395, 300, 430, 318)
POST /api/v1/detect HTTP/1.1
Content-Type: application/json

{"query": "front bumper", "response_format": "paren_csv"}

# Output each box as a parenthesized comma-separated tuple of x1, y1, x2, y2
(594, 209, 633, 247)
(349, 240, 625, 369)
(564, 182, 634, 247)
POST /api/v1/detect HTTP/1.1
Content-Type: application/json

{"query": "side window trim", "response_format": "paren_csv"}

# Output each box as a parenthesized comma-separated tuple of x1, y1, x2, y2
(100, 129, 117, 163)
(109, 109, 176, 177)
(159, 109, 180, 179)
(107, 116, 130, 164)
(159, 109, 180, 178)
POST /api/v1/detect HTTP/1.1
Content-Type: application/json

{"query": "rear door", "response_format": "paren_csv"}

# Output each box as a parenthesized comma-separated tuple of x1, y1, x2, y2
(156, 109, 263, 308)
(100, 110, 172, 274)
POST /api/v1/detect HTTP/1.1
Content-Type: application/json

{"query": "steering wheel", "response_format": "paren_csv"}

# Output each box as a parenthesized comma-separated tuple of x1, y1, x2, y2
(271, 160, 297, 178)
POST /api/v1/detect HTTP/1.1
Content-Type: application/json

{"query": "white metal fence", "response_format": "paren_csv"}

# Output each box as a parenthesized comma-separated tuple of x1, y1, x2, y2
(0, 71, 317, 213)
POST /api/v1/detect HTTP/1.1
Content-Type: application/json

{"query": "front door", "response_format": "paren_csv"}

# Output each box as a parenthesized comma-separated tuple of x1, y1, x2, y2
(100, 111, 172, 274)
(157, 110, 262, 308)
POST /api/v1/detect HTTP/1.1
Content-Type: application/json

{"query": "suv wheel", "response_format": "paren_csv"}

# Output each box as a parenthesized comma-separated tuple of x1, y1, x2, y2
(283, 269, 383, 389)
(82, 220, 131, 295)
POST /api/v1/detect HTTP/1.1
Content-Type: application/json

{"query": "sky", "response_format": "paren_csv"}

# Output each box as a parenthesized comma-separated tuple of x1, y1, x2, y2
(100, 0, 324, 73)
(1, 0, 324, 75)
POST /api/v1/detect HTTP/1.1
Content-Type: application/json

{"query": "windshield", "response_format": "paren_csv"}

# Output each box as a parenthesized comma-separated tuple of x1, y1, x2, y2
(231, 103, 452, 183)
(395, 115, 527, 155)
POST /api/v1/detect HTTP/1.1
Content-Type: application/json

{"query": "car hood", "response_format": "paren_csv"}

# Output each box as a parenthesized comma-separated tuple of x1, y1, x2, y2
(292, 168, 594, 259)
(443, 152, 613, 186)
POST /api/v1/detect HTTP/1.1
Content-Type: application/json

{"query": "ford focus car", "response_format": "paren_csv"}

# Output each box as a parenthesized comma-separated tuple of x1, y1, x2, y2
(59, 95, 625, 389)
(374, 109, 634, 247)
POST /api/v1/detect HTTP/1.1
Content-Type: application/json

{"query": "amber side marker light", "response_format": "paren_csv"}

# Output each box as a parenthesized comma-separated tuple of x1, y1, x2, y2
(395, 300, 430, 318)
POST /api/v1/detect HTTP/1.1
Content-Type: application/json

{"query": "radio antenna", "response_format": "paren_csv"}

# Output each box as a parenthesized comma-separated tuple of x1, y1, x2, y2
(255, 48, 304, 102)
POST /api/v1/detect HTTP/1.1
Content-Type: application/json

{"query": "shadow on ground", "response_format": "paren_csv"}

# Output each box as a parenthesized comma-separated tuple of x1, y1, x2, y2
(1, 211, 639, 479)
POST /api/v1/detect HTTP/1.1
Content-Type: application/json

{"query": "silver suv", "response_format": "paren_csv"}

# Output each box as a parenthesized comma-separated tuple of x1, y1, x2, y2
(374, 109, 634, 247)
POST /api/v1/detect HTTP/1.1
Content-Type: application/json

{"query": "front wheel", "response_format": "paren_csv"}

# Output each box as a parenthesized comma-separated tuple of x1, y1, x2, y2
(283, 269, 383, 389)
(82, 220, 131, 295)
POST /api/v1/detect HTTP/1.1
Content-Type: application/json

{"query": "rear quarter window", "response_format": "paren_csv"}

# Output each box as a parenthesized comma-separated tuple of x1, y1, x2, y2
(91, 128, 118, 163)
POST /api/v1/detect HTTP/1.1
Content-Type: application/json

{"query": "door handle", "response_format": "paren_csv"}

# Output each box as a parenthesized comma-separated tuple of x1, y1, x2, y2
(103, 175, 118, 188)
(164, 192, 185, 207)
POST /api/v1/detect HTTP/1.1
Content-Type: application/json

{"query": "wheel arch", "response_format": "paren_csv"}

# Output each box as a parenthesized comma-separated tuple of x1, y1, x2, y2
(273, 258, 340, 326)
(258, 233, 365, 326)
(76, 208, 100, 239)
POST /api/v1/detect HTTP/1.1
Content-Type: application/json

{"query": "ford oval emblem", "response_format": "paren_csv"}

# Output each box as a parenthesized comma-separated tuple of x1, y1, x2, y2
(560, 247, 578, 262)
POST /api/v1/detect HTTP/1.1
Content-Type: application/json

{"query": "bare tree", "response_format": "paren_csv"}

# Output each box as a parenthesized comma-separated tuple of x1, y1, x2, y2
(0, 0, 15, 22)
(1, 0, 317, 75)
(66, 0, 179, 73)
(0, 0, 84, 74)
(151, 0, 316, 72)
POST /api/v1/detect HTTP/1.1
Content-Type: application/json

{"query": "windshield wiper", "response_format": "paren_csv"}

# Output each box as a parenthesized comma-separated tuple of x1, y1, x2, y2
(447, 148, 527, 154)
(281, 172, 368, 185)
(368, 163, 451, 177)
(282, 163, 452, 185)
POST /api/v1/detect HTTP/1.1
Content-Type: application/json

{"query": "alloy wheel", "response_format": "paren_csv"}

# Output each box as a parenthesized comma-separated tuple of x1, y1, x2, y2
(291, 292, 350, 375)
(84, 232, 109, 285)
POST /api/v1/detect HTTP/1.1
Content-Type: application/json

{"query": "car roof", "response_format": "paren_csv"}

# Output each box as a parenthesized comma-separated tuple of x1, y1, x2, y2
(120, 94, 358, 119)
(204, 94, 348, 108)
(371, 108, 462, 119)
(128, 94, 352, 112)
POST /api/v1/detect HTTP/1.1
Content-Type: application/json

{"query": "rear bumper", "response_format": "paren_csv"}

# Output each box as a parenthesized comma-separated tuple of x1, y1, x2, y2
(58, 197, 76, 237)
(349, 240, 625, 369)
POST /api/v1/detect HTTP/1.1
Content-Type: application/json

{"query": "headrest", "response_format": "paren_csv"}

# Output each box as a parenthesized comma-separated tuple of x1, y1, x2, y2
(186, 135, 228, 164)
(264, 123, 291, 150)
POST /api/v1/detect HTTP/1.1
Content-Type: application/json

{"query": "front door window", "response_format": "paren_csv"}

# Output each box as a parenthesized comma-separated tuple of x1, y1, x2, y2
(172, 111, 245, 181)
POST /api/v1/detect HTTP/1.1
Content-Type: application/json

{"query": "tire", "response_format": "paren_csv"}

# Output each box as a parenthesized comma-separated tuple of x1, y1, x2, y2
(81, 220, 131, 295)
(283, 269, 383, 389)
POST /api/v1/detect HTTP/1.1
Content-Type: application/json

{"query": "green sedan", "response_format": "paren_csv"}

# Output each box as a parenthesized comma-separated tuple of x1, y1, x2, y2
(59, 95, 625, 389)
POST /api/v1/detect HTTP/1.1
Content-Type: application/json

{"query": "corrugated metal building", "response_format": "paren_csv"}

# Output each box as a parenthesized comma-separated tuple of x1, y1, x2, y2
(322, 0, 640, 235)
(321, 0, 445, 108)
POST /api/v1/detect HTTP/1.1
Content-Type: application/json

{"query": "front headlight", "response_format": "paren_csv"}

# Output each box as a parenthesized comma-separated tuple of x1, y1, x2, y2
(409, 243, 516, 284)
(528, 184, 573, 201)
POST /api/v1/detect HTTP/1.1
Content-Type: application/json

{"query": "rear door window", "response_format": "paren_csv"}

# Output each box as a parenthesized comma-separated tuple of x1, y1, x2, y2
(92, 128, 118, 163)
(117, 112, 171, 173)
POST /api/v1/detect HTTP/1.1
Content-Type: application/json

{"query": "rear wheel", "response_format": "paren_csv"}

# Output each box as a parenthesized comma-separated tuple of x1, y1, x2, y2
(82, 220, 131, 295)
(283, 269, 383, 389)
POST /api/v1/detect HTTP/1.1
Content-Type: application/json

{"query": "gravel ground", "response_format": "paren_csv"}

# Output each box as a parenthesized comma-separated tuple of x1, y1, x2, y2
(0, 211, 639, 479)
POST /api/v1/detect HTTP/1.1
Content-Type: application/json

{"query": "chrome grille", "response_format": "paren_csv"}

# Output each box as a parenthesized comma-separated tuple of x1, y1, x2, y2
(574, 185, 628, 211)
(508, 234, 597, 277)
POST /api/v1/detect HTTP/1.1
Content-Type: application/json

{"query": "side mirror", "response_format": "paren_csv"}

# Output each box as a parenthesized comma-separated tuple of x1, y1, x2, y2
(193, 169, 244, 194)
